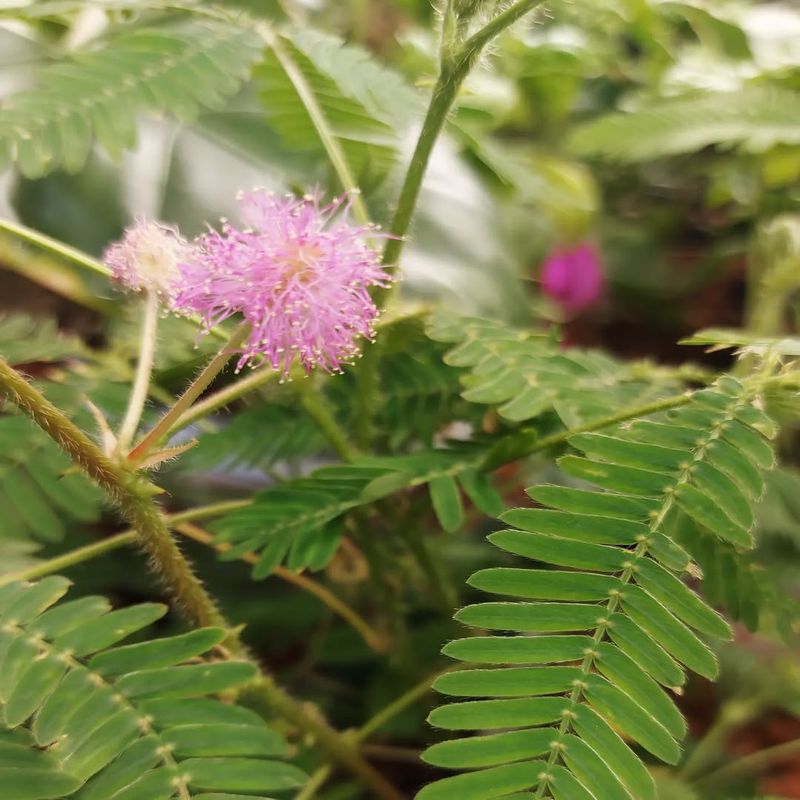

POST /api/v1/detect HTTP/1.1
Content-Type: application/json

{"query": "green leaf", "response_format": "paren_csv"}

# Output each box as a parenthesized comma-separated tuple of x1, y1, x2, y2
(593, 643, 686, 739)
(468, 568, 620, 601)
(183, 758, 307, 793)
(634, 559, 731, 639)
(570, 87, 800, 162)
(165, 724, 288, 758)
(421, 380, 777, 799)
(558, 455, 672, 496)
(416, 761, 546, 800)
(527, 485, 658, 520)
(0, 580, 303, 799)
(501, 509, 649, 545)
(569, 433, 687, 472)
(456, 603, 605, 633)
(0, 766, 82, 799)
(256, 27, 418, 185)
(582, 674, 680, 763)
(88, 628, 228, 675)
(560, 734, 633, 799)
(675, 484, 753, 547)
(429, 475, 464, 532)
(488, 531, 628, 573)
(116, 662, 257, 699)
(548, 765, 595, 800)
(0, 25, 264, 177)
(428, 698, 565, 731)
(620, 587, 718, 679)
(434, 666, 581, 698)
(442, 635, 592, 665)
(572, 703, 656, 800)
(422, 729, 553, 769)
(458, 469, 504, 517)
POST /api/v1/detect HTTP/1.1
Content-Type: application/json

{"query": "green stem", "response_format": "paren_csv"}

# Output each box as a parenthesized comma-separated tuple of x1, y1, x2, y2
(299, 386, 358, 461)
(378, 0, 545, 283)
(481, 391, 693, 470)
(0, 232, 113, 312)
(244, 676, 405, 800)
(1, 531, 137, 585)
(0, 217, 110, 276)
(0, 499, 252, 586)
(117, 291, 160, 450)
(695, 735, 800, 790)
(166, 364, 282, 436)
(260, 25, 371, 228)
(296, 666, 450, 800)
(356, 0, 545, 446)
(0, 357, 229, 636)
(129, 322, 249, 461)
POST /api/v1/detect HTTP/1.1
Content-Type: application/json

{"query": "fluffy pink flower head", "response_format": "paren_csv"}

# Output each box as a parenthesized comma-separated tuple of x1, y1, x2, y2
(173, 190, 392, 376)
(540, 242, 604, 315)
(103, 219, 189, 299)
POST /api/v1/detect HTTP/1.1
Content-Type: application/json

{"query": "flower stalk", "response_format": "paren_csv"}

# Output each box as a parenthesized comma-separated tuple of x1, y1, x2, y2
(128, 322, 250, 462)
(117, 290, 160, 451)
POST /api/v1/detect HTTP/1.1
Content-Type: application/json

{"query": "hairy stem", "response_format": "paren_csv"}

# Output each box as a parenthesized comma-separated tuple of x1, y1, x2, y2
(166, 364, 283, 435)
(0, 499, 252, 586)
(244, 675, 404, 800)
(117, 291, 160, 450)
(128, 322, 249, 461)
(0, 358, 229, 635)
(0, 360, 403, 800)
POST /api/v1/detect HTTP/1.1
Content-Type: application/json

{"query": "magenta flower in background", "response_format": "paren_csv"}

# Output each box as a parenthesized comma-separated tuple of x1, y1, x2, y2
(540, 242, 604, 315)
(173, 190, 392, 376)
(103, 219, 190, 299)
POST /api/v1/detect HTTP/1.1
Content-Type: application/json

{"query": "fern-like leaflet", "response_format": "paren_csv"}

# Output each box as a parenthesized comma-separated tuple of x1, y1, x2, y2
(0, 314, 109, 544)
(212, 448, 501, 575)
(256, 27, 419, 186)
(419, 377, 777, 800)
(0, 23, 263, 178)
(0, 576, 306, 799)
(427, 313, 689, 426)
(569, 86, 800, 162)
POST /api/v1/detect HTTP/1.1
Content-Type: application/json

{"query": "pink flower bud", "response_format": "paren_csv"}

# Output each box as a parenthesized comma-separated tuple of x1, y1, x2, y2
(540, 243, 604, 315)
(103, 219, 190, 300)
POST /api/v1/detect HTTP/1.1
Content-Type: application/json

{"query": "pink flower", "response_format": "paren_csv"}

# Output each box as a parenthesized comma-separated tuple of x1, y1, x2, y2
(173, 190, 392, 376)
(103, 219, 190, 299)
(540, 243, 604, 315)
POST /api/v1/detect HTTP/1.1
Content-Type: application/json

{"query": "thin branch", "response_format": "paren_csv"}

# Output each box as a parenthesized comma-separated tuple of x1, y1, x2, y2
(175, 522, 387, 653)
(696, 736, 800, 789)
(0, 499, 252, 586)
(260, 25, 371, 228)
(117, 290, 160, 450)
(0, 217, 110, 276)
(128, 322, 250, 461)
